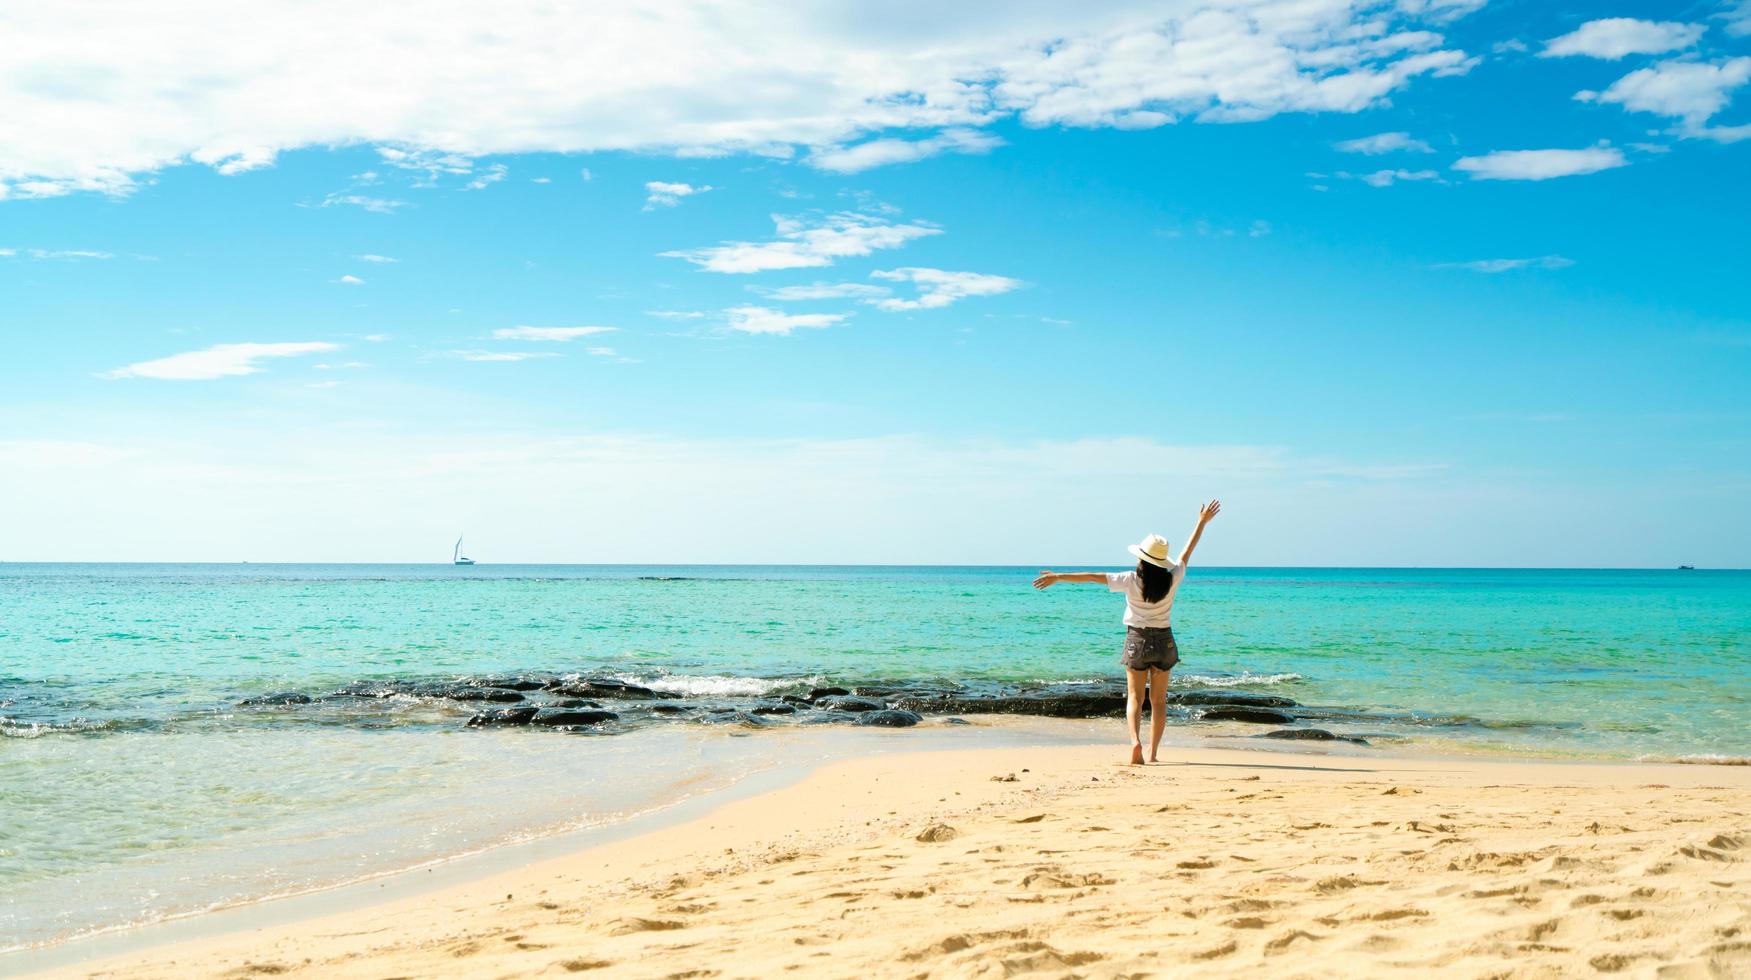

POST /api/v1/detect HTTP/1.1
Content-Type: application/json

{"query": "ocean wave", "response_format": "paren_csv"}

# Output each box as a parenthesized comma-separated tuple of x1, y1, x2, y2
(1174, 671, 1305, 688)
(1642, 753, 1751, 766)
(607, 672, 823, 699)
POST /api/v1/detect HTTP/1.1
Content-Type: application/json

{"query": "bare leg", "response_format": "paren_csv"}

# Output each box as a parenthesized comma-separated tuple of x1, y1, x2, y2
(1125, 669, 1147, 765)
(1147, 667, 1171, 762)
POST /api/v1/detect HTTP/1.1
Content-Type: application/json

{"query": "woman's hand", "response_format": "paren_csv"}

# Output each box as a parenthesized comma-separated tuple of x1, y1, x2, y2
(1198, 499, 1222, 524)
(1032, 571, 1058, 590)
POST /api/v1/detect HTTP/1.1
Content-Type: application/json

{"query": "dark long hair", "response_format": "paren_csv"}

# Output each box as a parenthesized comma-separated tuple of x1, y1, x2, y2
(1136, 558, 1175, 603)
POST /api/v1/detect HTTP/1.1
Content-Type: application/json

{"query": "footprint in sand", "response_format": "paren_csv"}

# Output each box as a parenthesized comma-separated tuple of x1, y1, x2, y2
(1264, 930, 1324, 953)
(1014, 814, 1048, 824)
(1192, 939, 1237, 960)
(556, 960, 613, 973)
(916, 823, 959, 842)
(608, 917, 686, 936)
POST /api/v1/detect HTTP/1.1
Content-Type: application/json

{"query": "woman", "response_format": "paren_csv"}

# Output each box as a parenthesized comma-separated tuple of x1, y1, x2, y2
(1033, 500, 1221, 764)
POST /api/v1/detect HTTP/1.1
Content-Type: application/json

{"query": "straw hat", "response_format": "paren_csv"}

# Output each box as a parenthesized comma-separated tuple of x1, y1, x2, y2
(1127, 533, 1173, 568)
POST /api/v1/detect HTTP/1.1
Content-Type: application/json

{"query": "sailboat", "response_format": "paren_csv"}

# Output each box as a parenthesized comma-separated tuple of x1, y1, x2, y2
(452, 534, 476, 566)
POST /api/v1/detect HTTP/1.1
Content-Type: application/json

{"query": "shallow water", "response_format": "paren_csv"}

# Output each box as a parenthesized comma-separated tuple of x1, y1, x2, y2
(2, 563, 1747, 949)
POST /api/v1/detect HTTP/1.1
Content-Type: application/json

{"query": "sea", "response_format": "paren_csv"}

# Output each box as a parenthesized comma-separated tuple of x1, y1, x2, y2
(2, 563, 1747, 954)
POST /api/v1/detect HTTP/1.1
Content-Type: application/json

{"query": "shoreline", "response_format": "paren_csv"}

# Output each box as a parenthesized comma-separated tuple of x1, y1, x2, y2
(14, 724, 1750, 979)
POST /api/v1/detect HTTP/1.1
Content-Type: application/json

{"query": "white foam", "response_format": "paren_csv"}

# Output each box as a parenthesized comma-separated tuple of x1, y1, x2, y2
(1175, 671, 1305, 688)
(611, 673, 820, 699)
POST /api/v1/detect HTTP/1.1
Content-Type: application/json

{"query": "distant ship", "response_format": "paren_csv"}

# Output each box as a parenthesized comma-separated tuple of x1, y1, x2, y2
(453, 534, 476, 566)
(1678, 565, 1695, 570)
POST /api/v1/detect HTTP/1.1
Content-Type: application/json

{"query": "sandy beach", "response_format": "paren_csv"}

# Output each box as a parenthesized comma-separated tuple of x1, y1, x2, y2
(30, 739, 1749, 980)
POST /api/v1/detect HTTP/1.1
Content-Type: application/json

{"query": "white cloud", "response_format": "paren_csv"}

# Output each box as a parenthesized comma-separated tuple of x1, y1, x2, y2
(355, 253, 397, 263)
(102, 341, 340, 380)
(663, 212, 940, 274)
(491, 326, 618, 341)
(1541, 18, 1704, 59)
(1333, 131, 1434, 154)
(464, 163, 508, 190)
(0, 2, 1484, 199)
(320, 194, 405, 213)
(1, 248, 115, 260)
(1432, 255, 1575, 272)
(809, 129, 1002, 174)
(643, 181, 713, 210)
(314, 361, 371, 369)
(531, 176, 551, 184)
(1336, 168, 1443, 186)
(1726, 2, 1751, 38)
(724, 305, 850, 335)
(868, 268, 1022, 311)
(753, 282, 891, 301)
(447, 350, 559, 362)
(1453, 146, 1628, 181)
(333, 274, 365, 285)
(646, 310, 708, 320)
(1579, 57, 1751, 130)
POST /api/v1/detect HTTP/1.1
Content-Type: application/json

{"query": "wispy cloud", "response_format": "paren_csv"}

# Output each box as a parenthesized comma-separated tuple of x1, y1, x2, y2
(1, 248, 115, 260)
(464, 163, 508, 190)
(491, 326, 618, 341)
(809, 129, 1002, 174)
(643, 181, 713, 209)
(869, 268, 1022, 311)
(1334, 168, 1443, 187)
(752, 282, 891, 301)
(662, 212, 940, 274)
(1453, 146, 1627, 180)
(333, 274, 365, 285)
(355, 254, 398, 263)
(1431, 255, 1575, 273)
(446, 349, 559, 362)
(724, 305, 850, 335)
(1332, 132, 1434, 154)
(321, 193, 405, 214)
(1541, 18, 1703, 59)
(102, 342, 340, 381)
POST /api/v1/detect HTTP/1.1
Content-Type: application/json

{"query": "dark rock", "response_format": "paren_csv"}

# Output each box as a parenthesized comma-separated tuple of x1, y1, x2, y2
(750, 703, 796, 715)
(808, 686, 850, 700)
(327, 680, 416, 699)
(1200, 706, 1294, 724)
(857, 709, 922, 728)
(553, 698, 603, 709)
(1167, 690, 1297, 708)
(1259, 728, 1368, 745)
(421, 685, 525, 703)
(780, 695, 813, 707)
(817, 695, 885, 713)
(547, 679, 661, 700)
(892, 685, 1126, 719)
(477, 676, 551, 692)
(239, 692, 311, 706)
(942, 717, 972, 726)
(465, 706, 540, 728)
(800, 712, 859, 725)
(704, 711, 770, 728)
(646, 702, 694, 714)
(532, 709, 618, 726)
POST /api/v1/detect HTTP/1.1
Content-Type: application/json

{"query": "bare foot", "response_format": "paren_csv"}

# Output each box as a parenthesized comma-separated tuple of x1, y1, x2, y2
(1130, 744, 1145, 765)
(1148, 753, 1160, 764)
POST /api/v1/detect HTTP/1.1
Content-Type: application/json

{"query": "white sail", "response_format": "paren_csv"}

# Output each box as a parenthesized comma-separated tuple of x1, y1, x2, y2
(453, 534, 463, 562)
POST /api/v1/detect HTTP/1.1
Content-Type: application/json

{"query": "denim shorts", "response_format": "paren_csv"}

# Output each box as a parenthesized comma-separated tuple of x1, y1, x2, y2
(1121, 626, 1180, 671)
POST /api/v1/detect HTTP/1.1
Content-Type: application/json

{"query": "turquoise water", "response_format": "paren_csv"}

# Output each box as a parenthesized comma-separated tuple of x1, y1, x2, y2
(2, 563, 1748, 949)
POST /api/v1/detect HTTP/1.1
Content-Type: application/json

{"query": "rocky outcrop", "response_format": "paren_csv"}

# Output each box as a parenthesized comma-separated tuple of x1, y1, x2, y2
(1200, 706, 1295, 724)
(857, 709, 922, 727)
(1259, 728, 1368, 745)
(239, 692, 312, 706)
(532, 708, 618, 726)
(817, 696, 886, 713)
(465, 706, 540, 727)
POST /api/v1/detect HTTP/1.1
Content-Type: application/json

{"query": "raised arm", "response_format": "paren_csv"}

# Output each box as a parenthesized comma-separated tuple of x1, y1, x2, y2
(1177, 499, 1221, 566)
(1033, 571, 1110, 590)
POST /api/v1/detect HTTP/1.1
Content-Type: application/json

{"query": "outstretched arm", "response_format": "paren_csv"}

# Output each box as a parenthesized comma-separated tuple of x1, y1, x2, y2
(1177, 499, 1221, 566)
(1033, 571, 1110, 590)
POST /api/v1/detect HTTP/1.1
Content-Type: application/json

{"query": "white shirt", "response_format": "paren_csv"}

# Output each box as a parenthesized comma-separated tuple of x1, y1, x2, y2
(1106, 561, 1186, 628)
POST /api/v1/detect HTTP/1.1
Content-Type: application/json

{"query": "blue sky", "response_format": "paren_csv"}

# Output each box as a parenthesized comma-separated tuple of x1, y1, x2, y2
(2, 0, 1747, 565)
